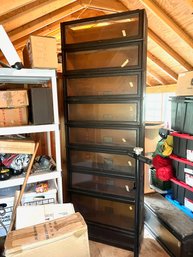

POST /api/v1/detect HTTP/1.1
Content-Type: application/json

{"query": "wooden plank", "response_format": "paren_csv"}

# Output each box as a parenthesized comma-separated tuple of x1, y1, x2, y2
(8, 2, 83, 42)
(146, 76, 154, 87)
(185, 0, 193, 8)
(0, 0, 49, 25)
(115, 1, 192, 71)
(2, 9, 103, 53)
(70, 8, 108, 19)
(147, 70, 166, 85)
(0, 139, 35, 154)
(1, 0, 76, 32)
(147, 51, 178, 81)
(0, 0, 35, 16)
(146, 84, 177, 93)
(148, 29, 193, 71)
(139, 0, 193, 48)
(81, 0, 128, 12)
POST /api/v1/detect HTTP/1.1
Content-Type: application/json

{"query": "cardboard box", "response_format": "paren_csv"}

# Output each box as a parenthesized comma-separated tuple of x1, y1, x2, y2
(21, 180, 57, 206)
(5, 212, 90, 257)
(0, 138, 35, 154)
(0, 107, 28, 127)
(16, 203, 75, 230)
(23, 35, 58, 69)
(176, 71, 193, 96)
(0, 90, 28, 108)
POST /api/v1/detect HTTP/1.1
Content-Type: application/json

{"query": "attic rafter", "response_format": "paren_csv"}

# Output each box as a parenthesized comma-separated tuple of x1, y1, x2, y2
(0, 0, 35, 16)
(147, 51, 178, 81)
(147, 70, 167, 85)
(1, 0, 76, 32)
(146, 77, 153, 87)
(148, 29, 193, 71)
(0, 0, 50, 24)
(146, 84, 177, 93)
(110, 1, 193, 71)
(80, 0, 127, 12)
(5, 8, 107, 56)
(0, 24, 61, 62)
(185, 0, 193, 8)
(8, 2, 83, 42)
(139, 0, 193, 48)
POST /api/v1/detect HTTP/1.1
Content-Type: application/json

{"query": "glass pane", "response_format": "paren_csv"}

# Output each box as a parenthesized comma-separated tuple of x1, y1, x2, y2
(66, 45, 139, 70)
(68, 103, 138, 122)
(69, 127, 137, 148)
(65, 14, 139, 44)
(72, 173, 135, 198)
(70, 150, 135, 176)
(72, 194, 135, 230)
(67, 75, 138, 96)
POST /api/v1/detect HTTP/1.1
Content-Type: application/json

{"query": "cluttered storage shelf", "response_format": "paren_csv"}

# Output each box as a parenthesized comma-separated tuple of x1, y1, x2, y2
(0, 68, 63, 228)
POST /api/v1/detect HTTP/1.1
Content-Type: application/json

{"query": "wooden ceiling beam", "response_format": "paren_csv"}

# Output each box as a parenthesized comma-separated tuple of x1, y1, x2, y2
(8, 2, 83, 42)
(0, 0, 35, 16)
(185, 0, 193, 8)
(1, 0, 76, 32)
(113, 2, 192, 71)
(147, 51, 178, 81)
(146, 77, 153, 87)
(147, 70, 167, 85)
(0, 0, 50, 24)
(80, 0, 128, 12)
(139, 0, 193, 48)
(5, 12, 79, 53)
(148, 29, 193, 71)
(12, 9, 105, 51)
(146, 84, 177, 93)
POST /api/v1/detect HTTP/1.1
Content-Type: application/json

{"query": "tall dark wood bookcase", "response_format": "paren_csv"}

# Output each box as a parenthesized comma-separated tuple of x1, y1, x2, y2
(61, 9, 147, 256)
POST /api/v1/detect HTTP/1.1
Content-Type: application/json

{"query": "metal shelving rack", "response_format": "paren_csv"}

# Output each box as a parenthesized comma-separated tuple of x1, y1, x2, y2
(0, 68, 63, 203)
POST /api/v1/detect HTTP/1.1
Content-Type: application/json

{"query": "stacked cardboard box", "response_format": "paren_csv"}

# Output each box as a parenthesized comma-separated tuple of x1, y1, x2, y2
(0, 90, 28, 127)
(23, 36, 58, 69)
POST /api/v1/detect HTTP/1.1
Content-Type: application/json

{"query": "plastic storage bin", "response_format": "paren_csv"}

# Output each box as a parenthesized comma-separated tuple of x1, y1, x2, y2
(145, 192, 193, 257)
(171, 177, 193, 212)
(172, 132, 193, 160)
(170, 154, 193, 186)
(171, 96, 193, 135)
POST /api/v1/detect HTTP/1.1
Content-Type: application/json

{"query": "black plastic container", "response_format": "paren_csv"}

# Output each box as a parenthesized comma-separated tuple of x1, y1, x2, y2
(145, 193, 193, 257)
(171, 96, 193, 135)
(172, 132, 193, 160)
(171, 177, 193, 212)
(170, 154, 193, 186)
